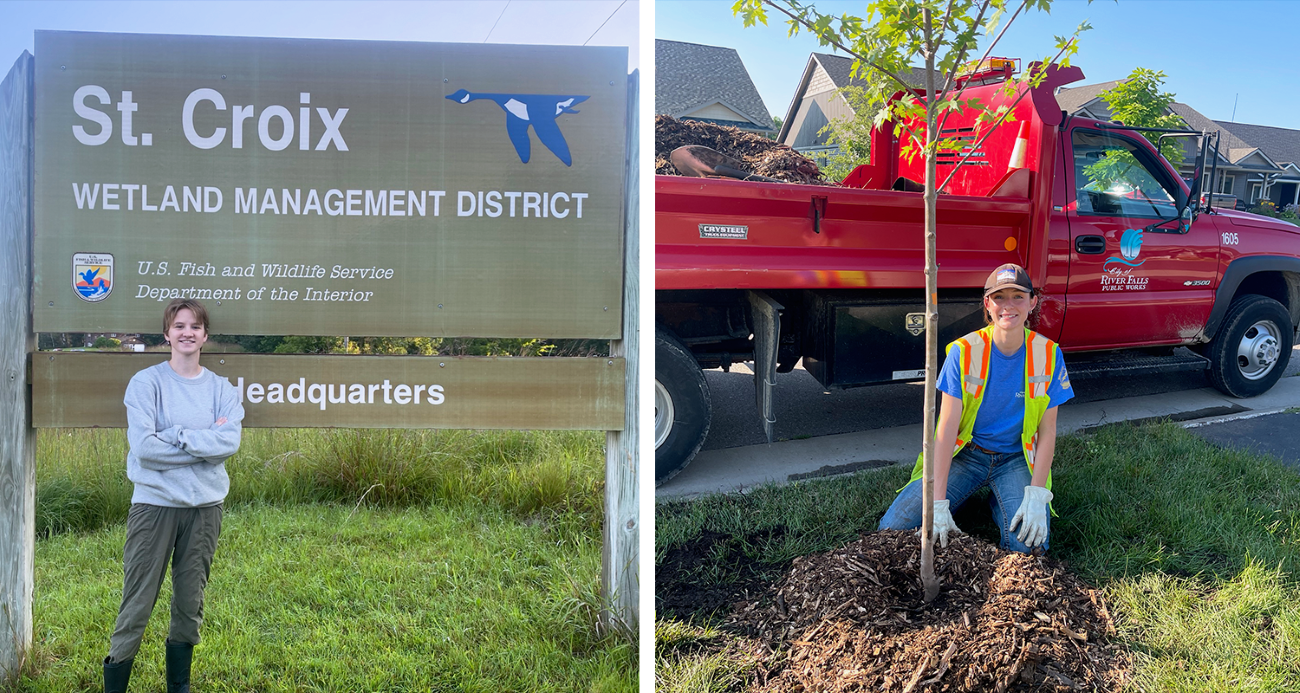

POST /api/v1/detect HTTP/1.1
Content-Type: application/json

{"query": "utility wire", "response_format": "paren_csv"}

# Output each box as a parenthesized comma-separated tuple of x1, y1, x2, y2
(484, 1, 510, 43)
(583, 0, 628, 46)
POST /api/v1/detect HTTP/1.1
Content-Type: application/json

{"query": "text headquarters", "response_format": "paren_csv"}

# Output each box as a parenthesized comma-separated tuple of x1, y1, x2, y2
(230, 377, 446, 409)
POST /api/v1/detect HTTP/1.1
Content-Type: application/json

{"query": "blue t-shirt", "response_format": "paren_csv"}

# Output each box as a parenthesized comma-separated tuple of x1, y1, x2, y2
(937, 338, 1073, 453)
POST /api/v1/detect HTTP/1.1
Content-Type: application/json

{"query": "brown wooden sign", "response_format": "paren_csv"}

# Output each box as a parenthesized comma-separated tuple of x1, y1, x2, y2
(32, 352, 624, 430)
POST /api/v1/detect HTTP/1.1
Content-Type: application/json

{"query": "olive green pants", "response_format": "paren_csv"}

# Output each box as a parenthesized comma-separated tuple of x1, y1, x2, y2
(107, 503, 222, 663)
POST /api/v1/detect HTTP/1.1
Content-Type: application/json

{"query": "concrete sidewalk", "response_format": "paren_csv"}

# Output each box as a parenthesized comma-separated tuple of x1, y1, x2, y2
(657, 376, 1300, 501)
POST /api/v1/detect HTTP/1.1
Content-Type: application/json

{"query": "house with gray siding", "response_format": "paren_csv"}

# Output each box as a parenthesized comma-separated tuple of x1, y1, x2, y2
(655, 39, 774, 134)
(777, 52, 923, 156)
(1212, 119, 1300, 208)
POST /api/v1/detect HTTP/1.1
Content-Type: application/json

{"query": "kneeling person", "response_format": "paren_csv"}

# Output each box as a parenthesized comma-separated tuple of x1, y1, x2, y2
(879, 264, 1072, 553)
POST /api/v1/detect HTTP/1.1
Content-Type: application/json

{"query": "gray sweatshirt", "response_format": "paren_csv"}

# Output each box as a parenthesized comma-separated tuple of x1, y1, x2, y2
(124, 362, 244, 508)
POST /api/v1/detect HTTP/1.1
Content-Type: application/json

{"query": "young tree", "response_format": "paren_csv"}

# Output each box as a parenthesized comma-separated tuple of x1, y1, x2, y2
(734, 0, 1087, 601)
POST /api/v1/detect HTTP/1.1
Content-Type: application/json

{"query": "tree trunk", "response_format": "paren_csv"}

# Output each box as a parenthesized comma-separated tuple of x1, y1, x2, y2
(920, 9, 940, 604)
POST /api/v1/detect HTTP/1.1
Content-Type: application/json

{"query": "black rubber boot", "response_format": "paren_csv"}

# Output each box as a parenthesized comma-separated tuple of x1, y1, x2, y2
(165, 640, 193, 693)
(103, 656, 133, 693)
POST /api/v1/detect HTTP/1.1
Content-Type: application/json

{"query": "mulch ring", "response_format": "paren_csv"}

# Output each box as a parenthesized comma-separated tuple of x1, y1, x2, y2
(725, 530, 1131, 692)
(654, 115, 833, 185)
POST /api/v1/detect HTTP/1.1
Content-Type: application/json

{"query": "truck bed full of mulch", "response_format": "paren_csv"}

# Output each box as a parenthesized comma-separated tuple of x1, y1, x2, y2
(655, 115, 832, 186)
(721, 530, 1131, 692)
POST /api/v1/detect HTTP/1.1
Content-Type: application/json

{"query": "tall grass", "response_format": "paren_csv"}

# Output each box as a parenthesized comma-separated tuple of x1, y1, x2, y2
(37, 428, 604, 538)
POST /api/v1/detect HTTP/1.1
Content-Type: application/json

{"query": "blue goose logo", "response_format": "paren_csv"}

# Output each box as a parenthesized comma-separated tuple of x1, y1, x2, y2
(446, 89, 589, 166)
(1104, 228, 1146, 269)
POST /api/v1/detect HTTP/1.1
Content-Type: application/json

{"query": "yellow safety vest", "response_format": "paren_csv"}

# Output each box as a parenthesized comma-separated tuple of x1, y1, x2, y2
(906, 326, 1058, 506)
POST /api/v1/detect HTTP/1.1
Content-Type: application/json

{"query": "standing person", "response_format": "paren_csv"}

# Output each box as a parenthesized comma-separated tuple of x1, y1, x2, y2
(104, 299, 243, 693)
(878, 264, 1072, 553)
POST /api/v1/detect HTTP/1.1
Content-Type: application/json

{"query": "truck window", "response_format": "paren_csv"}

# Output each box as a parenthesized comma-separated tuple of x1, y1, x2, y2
(1071, 129, 1179, 219)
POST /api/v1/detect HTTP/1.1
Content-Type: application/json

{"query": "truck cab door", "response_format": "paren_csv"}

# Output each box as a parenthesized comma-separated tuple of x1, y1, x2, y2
(1060, 127, 1219, 349)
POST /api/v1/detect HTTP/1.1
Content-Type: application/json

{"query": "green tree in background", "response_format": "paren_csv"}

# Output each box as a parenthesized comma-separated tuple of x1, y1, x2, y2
(1081, 68, 1189, 204)
(818, 85, 880, 182)
(1098, 67, 1187, 168)
(225, 335, 604, 357)
(38, 333, 88, 350)
(272, 336, 343, 354)
(769, 115, 784, 140)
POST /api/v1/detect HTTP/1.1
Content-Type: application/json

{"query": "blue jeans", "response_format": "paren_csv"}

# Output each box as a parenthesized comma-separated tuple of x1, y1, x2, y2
(878, 445, 1048, 554)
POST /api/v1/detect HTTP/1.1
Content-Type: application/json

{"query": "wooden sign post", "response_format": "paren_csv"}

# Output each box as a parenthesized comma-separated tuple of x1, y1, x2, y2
(0, 51, 35, 682)
(602, 70, 638, 637)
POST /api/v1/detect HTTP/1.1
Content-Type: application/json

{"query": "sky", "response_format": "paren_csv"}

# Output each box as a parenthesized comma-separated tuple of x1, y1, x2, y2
(657, 0, 1300, 130)
(0, 0, 640, 72)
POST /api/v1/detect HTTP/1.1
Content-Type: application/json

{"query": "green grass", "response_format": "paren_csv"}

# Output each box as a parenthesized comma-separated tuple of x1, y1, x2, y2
(37, 428, 604, 537)
(656, 421, 1300, 692)
(654, 620, 760, 693)
(18, 428, 633, 692)
(19, 503, 631, 692)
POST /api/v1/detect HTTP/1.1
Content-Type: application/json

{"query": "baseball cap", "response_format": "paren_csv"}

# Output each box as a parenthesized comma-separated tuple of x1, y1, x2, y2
(983, 263, 1033, 298)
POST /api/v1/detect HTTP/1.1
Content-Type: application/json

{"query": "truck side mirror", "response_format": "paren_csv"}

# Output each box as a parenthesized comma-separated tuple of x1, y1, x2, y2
(1180, 163, 1205, 226)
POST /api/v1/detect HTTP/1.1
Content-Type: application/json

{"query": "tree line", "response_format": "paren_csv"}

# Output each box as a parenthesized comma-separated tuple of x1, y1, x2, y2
(39, 333, 608, 357)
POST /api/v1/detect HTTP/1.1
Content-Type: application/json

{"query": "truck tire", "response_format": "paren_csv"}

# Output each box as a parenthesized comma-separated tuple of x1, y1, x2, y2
(1206, 294, 1293, 398)
(656, 326, 711, 486)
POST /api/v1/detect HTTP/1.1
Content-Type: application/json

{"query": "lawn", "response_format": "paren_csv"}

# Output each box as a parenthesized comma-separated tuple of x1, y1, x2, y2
(11, 428, 635, 693)
(656, 421, 1300, 692)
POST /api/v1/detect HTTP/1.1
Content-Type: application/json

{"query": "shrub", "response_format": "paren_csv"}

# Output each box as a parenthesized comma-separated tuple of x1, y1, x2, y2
(1250, 199, 1278, 216)
(91, 336, 121, 349)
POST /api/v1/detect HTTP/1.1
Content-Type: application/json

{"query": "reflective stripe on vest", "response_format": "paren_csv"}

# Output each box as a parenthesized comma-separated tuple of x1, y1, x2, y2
(957, 331, 990, 399)
(1022, 330, 1055, 472)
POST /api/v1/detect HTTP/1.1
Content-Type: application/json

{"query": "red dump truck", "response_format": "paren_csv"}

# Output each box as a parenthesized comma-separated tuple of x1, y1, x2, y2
(655, 62, 1300, 483)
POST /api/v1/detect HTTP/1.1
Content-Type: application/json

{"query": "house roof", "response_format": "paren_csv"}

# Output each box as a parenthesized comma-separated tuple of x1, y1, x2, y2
(1214, 120, 1300, 167)
(812, 52, 926, 92)
(654, 39, 773, 129)
(1165, 103, 1276, 168)
(777, 52, 925, 142)
(1056, 82, 1300, 179)
(1054, 79, 1121, 116)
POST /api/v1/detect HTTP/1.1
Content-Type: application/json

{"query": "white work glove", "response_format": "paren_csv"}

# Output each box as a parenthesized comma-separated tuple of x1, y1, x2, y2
(1009, 485, 1054, 547)
(916, 499, 962, 548)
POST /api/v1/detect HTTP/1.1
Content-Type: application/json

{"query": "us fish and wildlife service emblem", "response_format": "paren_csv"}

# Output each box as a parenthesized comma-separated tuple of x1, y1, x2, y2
(73, 253, 113, 302)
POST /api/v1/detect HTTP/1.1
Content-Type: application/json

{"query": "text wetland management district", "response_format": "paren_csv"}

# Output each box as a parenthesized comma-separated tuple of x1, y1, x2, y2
(71, 183, 593, 219)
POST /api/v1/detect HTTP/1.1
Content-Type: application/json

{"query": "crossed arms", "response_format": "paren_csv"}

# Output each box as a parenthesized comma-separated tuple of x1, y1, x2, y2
(125, 380, 244, 471)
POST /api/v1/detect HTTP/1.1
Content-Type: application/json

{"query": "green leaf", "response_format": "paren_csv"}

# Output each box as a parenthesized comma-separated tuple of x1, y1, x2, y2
(731, 0, 769, 28)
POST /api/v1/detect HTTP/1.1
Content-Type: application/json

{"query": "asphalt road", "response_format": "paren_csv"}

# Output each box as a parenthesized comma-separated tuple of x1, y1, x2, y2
(1189, 411, 1300, 471)
(700, 346, 1300, 451)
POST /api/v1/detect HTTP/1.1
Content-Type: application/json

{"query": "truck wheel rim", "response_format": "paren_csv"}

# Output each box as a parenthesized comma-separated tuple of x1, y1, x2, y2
(654, 379, 674, 449)
(1236, 320, 1282, 381)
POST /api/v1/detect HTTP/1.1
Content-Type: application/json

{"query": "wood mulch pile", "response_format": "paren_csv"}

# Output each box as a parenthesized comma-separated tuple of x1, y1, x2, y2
(726, 530, 1131, 692)
(654, 115, 832, 185)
